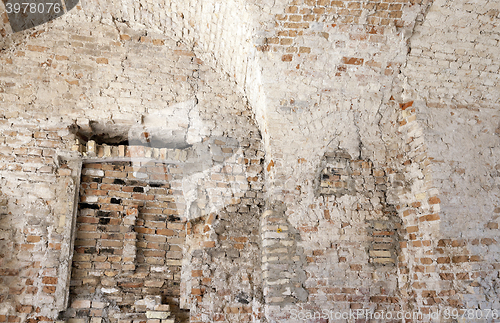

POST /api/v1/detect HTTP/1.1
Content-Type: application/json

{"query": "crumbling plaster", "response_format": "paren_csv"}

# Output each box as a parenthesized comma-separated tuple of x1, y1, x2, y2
(0, 0, 499, 321)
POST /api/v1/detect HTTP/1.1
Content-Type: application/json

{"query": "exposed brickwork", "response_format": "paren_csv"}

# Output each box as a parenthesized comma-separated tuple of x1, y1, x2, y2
(318, 149, 403, 265)
(65, 161, 185, 322)
(185, 129, 266, 323)
(318, 150, 355, 196)
(0, 11, 267, 320)
(0, 0, 499, 321)
(0, 125, 79, 322)
(399, 0, 500, 315)
(367, 215, 401, 266)
(261, 203, 308, 305)
(259, 0, 432, 63)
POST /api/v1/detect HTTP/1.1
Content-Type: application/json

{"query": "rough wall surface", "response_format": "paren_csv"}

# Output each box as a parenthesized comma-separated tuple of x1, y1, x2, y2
(0, 9, 266, 322)
(401, 0, 500, 313)
(0, 0, 499, 321)
(68, 161, 187, 322)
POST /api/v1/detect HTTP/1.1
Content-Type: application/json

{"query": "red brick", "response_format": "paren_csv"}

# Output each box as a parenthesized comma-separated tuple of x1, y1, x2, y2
(15, 305, 33, 314)
(342, 57, 364, 65)
(42, 286, 56, 294)
(420, 258, 433, 264)
(96, 58, 108, 64)
(202, 241, 216, 248)
(132, 193, 154, 200)
(143, 250, 165, 258)
(78, 224, 97, 231)
(451, 239, 465, 247)
(77, 216, 99, 224)
(452, 256, 469, 263)
(298, 226, 318, 233)
(370, 296, 387, 303)
(173, 50, 195, 57)
(399, 101, 414, 110)
(119, 282, 143, 288)
(26, 236, 41, 243)
(135, 227, 155, 234)
(42, 277, 57, 285)
(27, 45, 47, 52)
(481, 238, 496, 245)
(486, 222, 499, 229)
(421, 290, 436, 297)
(439, 273, 454, 280)
(414, 265, 425, 272)
(20, 244, 34, 251)
(438, 239, 451, 247)
(157, 228, 175, 236)
(299, 47, 311, 54)
(191, 288, 203, 295)
(469, 255, 481, 262)
(406, 226, 418, 233)
(437, 257, 450, 264)
(428, 196, 440, 204)
(191, 270, 204, 278)
(424, 213, 440, 221)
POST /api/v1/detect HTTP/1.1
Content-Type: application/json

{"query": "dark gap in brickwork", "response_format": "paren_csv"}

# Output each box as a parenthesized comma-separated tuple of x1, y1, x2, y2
(113, 179, 126, 185)
(79, 203, 99, 210)
(73, 122, 130, 146)
(110, 198, 121, 204)
(98, 217, 110, 225)
(74, 121, 193, 149)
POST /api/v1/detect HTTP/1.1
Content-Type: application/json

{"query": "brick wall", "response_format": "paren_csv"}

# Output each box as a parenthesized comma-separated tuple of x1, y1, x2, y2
(184, 129, 266, 323)
(66, 161, 184, 322)
(0, 124, 80, 322)
(0, 0, 499, 321)
(0, 10, 267, 321)
(401, 0, 500, 315)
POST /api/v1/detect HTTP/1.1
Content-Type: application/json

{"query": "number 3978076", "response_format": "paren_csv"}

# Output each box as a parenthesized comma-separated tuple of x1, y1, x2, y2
(5, 2, 62, 14)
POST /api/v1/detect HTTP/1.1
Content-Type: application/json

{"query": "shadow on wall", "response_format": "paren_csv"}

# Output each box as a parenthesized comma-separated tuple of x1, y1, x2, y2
(0, 190, 12, 307)
(1, 0, 79, 33)
(73, 100, 256, 222)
